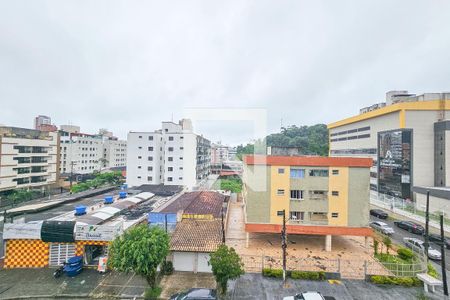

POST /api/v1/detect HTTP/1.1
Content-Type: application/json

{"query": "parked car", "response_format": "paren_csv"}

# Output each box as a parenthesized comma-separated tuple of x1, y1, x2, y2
(283, 291, 327, 300)
(403, 237, 442, 260)
(393, 221, 424, 235)
(370, 221, 395, 235)
(428, 233, 450, 249)
(370, 209, 388, 219)
(170, 289, 217, 300)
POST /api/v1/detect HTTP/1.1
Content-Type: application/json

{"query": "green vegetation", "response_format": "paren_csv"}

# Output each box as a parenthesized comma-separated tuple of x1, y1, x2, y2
(262, 268, 325, 281)
(209, 245, 245, 295)
(220, 178, 242, 193)
(404, 206, 450, 226)
(397, 248, 415, 261)
(144, 286, 162, 300)
(108, 225, 169, 286)
(1, 189, 42, 207)
(427, 263, 439, 279)
(262, 268, 283, 278)
(383, 236, 392, 254)
(71, 171, 124, 193)
(373, 240, 379, 255)
(161, 260, 174, 275)
(369, 275, 421, 287)
(236, 124, 329, 159)
(290, 270, 325, 280)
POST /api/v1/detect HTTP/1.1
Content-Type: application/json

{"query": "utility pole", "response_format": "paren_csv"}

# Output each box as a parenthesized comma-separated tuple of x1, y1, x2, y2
(280, 209, 287, 285)
(440, 214, 448, 296)
(221, 202, 226, 243)
(424, 190, 430, 260)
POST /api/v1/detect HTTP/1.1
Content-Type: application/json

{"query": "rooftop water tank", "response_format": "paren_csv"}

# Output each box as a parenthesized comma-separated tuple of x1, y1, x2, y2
(104, 196, 114, 204)
(119, 191, 127, 199)
(74, 206, 87, 216)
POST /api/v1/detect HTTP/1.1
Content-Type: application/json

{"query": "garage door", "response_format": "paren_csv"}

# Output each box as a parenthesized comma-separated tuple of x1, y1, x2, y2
(197, 253, 212, 273)
(49, 243, 76, 266)
(173, 252, 196, 272)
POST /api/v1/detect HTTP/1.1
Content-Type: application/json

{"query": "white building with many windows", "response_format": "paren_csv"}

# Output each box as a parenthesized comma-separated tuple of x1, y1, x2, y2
(127, 119, 211, 189)
(102, 138, 127, 169)
(0, 126, 58, 192)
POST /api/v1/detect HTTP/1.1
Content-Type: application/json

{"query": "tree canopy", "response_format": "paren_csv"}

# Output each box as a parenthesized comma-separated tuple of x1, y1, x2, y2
(108, 225, 169, 286)
(236, 124, 329, 159)
(209, 244, 244, 294)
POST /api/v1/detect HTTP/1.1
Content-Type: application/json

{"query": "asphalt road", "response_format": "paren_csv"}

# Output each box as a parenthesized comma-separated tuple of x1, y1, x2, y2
(370, 213, 450, 290)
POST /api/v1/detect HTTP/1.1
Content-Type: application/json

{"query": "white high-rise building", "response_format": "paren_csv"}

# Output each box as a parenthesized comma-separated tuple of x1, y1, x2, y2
(102, 138, 127, 168)
(0, 126, 58, 192)
(127, 119, 211, 189)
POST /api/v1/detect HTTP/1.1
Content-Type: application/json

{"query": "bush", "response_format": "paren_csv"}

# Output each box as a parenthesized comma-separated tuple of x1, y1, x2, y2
(144, 286, 162, 300)
(427, 263, 439, 279)
(397, 248, 415, 261)
(370, 275, 421, 287)
(262, 268, 283, 278)
(161, 260, 174, 275)
(290, 271, 325, 281)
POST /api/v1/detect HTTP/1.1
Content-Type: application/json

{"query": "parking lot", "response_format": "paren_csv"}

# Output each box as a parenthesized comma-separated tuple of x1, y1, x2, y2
(229, 273, 443, 300)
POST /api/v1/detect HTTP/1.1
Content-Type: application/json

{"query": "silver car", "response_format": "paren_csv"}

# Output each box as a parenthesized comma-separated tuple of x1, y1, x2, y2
(370, 221, 394, 235)
(403, 237, 442, 260)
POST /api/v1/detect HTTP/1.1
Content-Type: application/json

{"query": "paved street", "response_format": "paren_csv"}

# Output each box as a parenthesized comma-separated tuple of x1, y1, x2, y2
(370, 211, 450, 292)
(228, 273, 443, 300)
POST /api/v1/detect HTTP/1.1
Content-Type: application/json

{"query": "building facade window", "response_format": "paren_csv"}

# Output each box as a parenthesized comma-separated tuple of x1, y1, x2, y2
(289, 211, 304, 221)
(168, 147, 174, 152)
(290, 168, 305, 178)
(149, 136, 153, 141)
(168, 157, 173, 162)
(332, 170, 339, 175)
(147, 176, 152, 181)
(168, 167, 173, 171)
(168, 136, 174, 141)
(290, 190, 304, 200)
(277, 189, 285, 195)
(309, 169, 329, 177)
(148, 156, 153, 161)
(148, 166, 153, 171)
(331, 191, 339, 196)
(278, 168, 285, 174)
(167, 177, 173, 182)
(148, 147, 153, 151)
(331, 213, 339, 218)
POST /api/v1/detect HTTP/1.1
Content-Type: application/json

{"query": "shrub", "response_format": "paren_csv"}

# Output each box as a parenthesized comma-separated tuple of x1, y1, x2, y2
(427, 263, 439, 279)
(144, 286, 162, 300)
(370, 275, 421, 287)
(290, 271, 325, 280)
(262, 268, 283, 278)
(161, 260, 174, 275)
(373, 240, 379, 255)
(397, 248, 415, 261)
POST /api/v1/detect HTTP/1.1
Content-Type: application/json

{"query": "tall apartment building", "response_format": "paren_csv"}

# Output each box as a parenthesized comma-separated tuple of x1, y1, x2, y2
(328, 91, 450, 213)
(102, 138, 127, 169)
(34, 115, 57, 132)
(127, 119, 211, 189)
(59, 126, 103, 175)
(242, 155, 372, 251)
(0, 126, 58, 192)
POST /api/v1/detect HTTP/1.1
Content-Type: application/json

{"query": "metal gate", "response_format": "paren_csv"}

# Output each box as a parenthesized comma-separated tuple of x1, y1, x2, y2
(49, 243, 76, 266)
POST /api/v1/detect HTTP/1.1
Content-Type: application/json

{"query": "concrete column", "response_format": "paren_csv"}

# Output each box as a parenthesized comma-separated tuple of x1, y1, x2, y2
(325, 235, 332, 252)
(246, 232, 250, 248)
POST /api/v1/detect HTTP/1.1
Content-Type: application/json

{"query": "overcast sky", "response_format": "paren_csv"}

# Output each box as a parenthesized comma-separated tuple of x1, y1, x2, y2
(1, 1, 450, 145)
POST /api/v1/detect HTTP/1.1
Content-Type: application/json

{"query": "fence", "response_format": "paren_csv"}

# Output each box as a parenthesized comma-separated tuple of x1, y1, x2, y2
(240, 254, 426, 279)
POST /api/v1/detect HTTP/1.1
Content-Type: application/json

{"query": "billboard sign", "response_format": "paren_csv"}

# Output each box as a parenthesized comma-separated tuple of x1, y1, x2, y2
(378, 129, 412, 199)
(75, 223, 123, 241)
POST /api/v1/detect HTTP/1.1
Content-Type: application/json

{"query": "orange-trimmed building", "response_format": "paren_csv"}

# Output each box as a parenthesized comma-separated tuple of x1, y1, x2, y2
(242, 155, 373, 251)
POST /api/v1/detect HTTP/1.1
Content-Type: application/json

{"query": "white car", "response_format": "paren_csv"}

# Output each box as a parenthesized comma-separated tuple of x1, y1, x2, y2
(283, 291, 326, 300)
(370, 221, 395, 235)
(403, 237, 442, 260)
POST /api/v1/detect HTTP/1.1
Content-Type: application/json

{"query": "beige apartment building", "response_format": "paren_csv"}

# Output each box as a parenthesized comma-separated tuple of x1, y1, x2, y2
(0, 127, 59, 193)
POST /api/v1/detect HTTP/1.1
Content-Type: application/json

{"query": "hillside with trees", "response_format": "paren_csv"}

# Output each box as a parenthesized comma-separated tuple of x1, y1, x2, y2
(236, 124, 328, 159)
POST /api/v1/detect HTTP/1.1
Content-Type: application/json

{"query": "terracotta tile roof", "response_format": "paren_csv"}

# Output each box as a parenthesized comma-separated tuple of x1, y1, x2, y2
(170, 219, 222, 252)
(243, 155, 372, 168)
(161, 191, 226, 218)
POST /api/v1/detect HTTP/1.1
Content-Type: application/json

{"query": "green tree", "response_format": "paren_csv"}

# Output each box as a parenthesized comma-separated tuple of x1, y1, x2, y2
(220, 178, 242, 193)
(108, 225, 169, 286)
(209, 245, 244, 295)
(383, 236, 392, 255)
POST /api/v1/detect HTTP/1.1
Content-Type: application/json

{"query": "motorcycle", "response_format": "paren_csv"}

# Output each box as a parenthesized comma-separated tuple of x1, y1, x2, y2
(53, 262, 66, 278)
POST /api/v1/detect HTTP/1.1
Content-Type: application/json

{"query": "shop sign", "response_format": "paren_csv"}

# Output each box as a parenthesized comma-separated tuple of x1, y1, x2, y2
(75, 223, 123, 241)
(3, 222, 42, 239)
